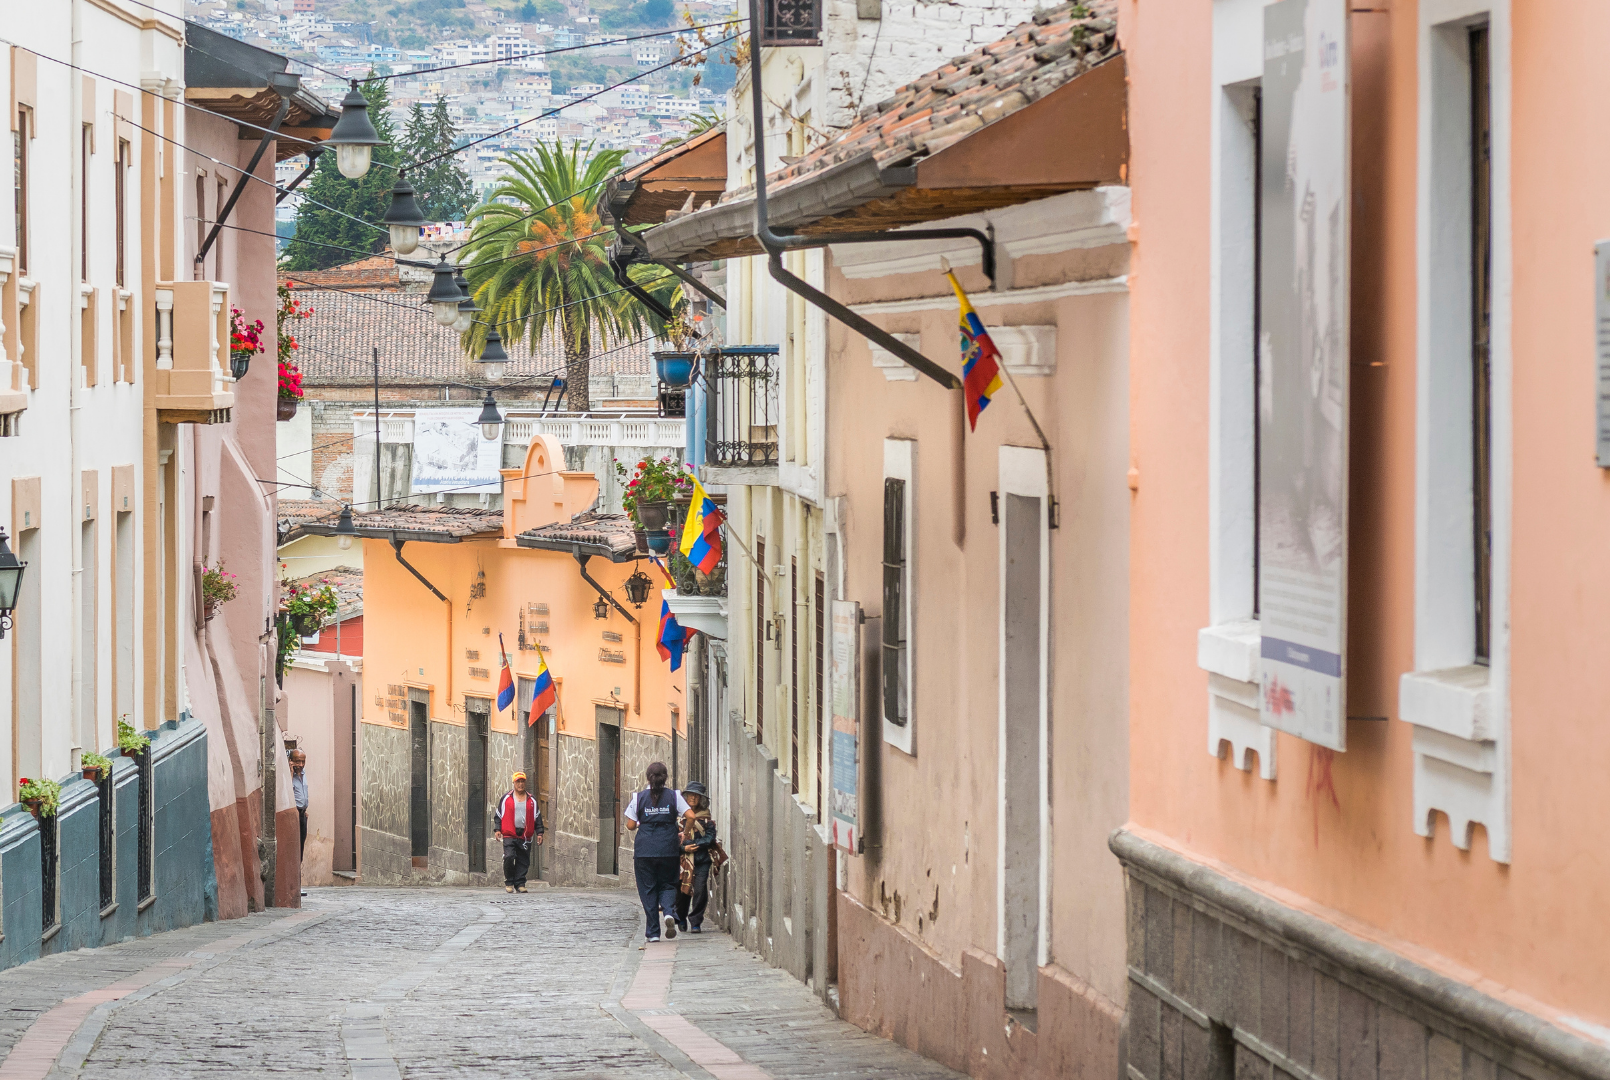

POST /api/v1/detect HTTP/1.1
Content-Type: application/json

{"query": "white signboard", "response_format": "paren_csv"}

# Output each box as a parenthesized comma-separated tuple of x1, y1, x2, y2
(829, 600, 860, 853)
(411, 408, 503, 495)
(1258, 0, 1350, 749)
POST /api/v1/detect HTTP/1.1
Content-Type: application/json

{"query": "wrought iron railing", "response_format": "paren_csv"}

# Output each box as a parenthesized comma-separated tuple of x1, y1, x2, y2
(666, 502, 729, 598)
(760, 0, 821, 44)
(704, 346, 780, 469)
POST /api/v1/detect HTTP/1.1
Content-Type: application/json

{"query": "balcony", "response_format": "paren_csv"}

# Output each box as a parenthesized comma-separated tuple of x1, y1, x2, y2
(155, 281, 234, 425)
(704, 345, 779, 484)
(760, 0, 821, 46)
(0, 248, 25, 436)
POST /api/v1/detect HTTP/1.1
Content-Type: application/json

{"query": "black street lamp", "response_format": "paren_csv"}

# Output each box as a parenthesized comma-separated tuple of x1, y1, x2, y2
(0, 528, 26, 640)
(478, 326, 509, 381)
(324, 81, 383, 179)
(427, 260, 466, 326)
(623, 569, 654, 608)
(476, 390, 504, 441)
(380, 175, 428, 255)
(453, 268, 481, 333)
(335, 504, 358, 536)
(593, 596, 610, 620)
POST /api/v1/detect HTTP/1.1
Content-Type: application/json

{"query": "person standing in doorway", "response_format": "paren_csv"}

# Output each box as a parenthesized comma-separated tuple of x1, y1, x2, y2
(676, 781, 717, 933)
(625, 761, 689, 942)
(495, 772, 545, 893)
(290, 750, 308, 860)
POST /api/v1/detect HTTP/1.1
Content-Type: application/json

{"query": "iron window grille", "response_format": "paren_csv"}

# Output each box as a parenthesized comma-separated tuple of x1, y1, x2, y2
(882, 478, 908, 727)
(760, 0, 822, 45)
(99, 773, 115, 910)
(704, 346, 780, 468)
(137, 750, 154, 903)
(41, 813, 58, 933)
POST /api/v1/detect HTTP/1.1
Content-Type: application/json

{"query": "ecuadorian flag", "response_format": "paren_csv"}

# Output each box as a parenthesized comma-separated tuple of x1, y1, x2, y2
(948, 271, 1003, 430)
(496, 634, 516, 712)
(678, 476, 725, 573)
(529, 646, 556, 723)
(650, 556, 696, 672)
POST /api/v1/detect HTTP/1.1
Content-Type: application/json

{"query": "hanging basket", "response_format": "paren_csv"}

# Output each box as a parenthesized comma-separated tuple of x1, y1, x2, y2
(289, 612, 323, 639)
(636, 500, 671, 531)
(646, 530, 673, 555)
(277, 397, 300, 422)
(654, 351, 697, 389)
(204, 599, 222, 623)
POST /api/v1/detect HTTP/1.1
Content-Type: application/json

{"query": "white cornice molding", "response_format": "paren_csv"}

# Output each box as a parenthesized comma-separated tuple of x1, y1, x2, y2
(849, 275, 1127, 316)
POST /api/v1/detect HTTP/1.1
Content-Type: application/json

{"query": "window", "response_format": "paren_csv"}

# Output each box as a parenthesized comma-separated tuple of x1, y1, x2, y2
(790, 555, 799, 795)
(881, 438, 914, 754)
(754, 536, 766, 744)
(1469, 25, 1492, 664)
(81, 125, 91, 281)
(814, 571, 825, 811)
(115, 140, 127, 287)
(14, 108, 28, 274)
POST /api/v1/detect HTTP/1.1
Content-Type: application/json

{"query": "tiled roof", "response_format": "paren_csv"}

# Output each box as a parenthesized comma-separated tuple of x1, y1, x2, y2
(772, 0, 1119, 188)
(279, 257, 401, 291)
(281, 504, 504, 543)
(516, 511, 639, 562)
(285, 288, 658, 386)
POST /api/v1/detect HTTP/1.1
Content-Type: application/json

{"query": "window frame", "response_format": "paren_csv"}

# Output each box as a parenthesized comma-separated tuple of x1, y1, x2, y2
(881, 438, 915, 755)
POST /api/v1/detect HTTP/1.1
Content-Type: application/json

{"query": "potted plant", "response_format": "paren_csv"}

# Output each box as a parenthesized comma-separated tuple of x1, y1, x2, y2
(118, 716, 151, 759)
(276, 284, 312, 421)
(653, 303, 704, 389)
(276, 577, 339, 678)
(82, 752, 112, 783)
(615, 456, 693, 542)
(201, 563, 239, 623)
(18, 776, 61, 820)
(229, 306, 265, 381)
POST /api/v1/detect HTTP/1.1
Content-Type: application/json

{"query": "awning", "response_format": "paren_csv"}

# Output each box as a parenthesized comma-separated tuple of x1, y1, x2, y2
(184, 22, 337, 161)
(607, 125, 729, 229)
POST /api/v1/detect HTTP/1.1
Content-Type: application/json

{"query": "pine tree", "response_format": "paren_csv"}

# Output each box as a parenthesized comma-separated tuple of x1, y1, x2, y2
(400, 98, 476, 225)
(281, 75, 399, 272)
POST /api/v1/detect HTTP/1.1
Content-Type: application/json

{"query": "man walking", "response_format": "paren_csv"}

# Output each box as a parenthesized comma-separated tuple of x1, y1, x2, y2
(290, 749, 308, 860)
(494, 771, 544, 893)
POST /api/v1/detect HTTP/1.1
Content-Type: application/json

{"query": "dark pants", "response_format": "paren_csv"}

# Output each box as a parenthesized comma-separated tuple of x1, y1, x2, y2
(503, 838, 531, 887)
(675, 859, 710, 929)
(634, 856, 681, 938)
(297, 807, 307, 860)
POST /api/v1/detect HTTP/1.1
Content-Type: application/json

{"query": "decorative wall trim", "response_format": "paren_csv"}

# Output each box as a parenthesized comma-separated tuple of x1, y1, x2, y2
(849, 276, 1128, 316)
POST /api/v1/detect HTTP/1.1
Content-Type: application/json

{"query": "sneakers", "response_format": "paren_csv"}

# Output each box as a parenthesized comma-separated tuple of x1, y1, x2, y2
(647, 934, 661, 943)
(662, 914, 678, 939)
(689, 926, 703, 934)
(505, 885, 514, 893)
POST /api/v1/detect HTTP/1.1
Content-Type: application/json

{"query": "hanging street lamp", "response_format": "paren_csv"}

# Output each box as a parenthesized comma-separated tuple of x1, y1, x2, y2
(324, 81, 383, 179)
(0, 528, 26, 640)
(478, 326, 509, 382)
(452, 268, 481, 333)
(623, 569, 654, 608)
(476, 389, 504, 441)
(593, 596, 611, 620)
(380, 175, 428, 255)
(427, 260, 465, 326)
(335, 504, 358, 536)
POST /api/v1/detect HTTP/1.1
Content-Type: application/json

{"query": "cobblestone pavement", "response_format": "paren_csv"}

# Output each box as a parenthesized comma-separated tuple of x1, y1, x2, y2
(0, 887, 962, 1080)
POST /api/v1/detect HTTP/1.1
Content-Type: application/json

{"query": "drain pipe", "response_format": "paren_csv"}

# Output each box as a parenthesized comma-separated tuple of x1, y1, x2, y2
(391, 535, 455, 720)
(196, 72, 299, 273)
(575, 549, 642, 715)
(609, 242, 676, 321)
(391, 536, 448, 603)
(612, 219, 728, 309)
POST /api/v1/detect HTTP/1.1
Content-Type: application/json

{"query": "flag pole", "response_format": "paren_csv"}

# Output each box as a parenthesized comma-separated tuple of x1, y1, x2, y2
(941, 257, 1058, 526)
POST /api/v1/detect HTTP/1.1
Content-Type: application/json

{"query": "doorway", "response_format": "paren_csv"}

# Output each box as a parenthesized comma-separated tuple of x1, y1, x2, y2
(596, 708, 622, 876)
(408, 689, 430, 864)
(332, 675, 357, 873)
(518, 677, 553, 880)
(466, 698, 490, 874)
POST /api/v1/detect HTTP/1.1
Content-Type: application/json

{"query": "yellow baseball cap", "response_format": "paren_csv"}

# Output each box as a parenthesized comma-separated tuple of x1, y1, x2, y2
(511, 771, 527, 782)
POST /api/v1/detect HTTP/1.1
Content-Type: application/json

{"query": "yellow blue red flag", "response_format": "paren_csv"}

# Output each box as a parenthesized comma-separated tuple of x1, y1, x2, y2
(948, 271, 1003, 429)
(529, 645, 556, 723)
(678, 475, 725, 573)
(496, 635, 515, 712)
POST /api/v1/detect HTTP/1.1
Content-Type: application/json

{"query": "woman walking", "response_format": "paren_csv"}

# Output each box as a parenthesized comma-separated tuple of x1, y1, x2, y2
(675, 781, 717, 933)
(624, 761, 690, 942)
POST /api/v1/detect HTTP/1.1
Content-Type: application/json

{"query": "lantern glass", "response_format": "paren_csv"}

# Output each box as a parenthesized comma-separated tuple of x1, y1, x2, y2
(389, 223, 421, 255)
(433, 301, 460, 326)
(593, 597, 610, 620)
(335, 142, 372, 180)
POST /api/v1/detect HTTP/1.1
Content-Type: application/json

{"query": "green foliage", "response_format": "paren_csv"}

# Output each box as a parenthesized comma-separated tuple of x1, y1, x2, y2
(281, 75, 399, 272)
(457, 142, 676, 413)
(17, 776, 61, 816)
(277, 579, 341, 678)
(402, 98, 476, 222)
(596, 0, 675, 29)
(117, 716, 150, 755)
(614, 455, 694, 527)
(82, 752, 113, 773)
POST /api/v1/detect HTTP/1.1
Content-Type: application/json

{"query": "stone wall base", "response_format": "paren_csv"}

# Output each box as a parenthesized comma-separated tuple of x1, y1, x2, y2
(1111, 829, 1610, 1080)
(835, 890, 1124, 1080)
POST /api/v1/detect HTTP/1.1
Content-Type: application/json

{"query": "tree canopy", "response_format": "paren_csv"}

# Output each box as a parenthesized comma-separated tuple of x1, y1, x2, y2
(401, 98, 476, 223)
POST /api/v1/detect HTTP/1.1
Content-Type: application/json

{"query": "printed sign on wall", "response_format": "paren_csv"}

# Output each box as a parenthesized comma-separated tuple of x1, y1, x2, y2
(411, 408, 503, 494)
(829, 600, 861, 853)
(1259, 0, 1350, 749)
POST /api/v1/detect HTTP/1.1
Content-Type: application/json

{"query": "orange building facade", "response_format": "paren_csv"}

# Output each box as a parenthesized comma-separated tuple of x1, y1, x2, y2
(343, 435, 687, 886)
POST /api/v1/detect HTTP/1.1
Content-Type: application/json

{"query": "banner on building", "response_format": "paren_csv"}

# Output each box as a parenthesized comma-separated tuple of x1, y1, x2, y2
(1258, 0, 1350, 750)
(829, 600, 861, 853)
(411, 408, 503, 494)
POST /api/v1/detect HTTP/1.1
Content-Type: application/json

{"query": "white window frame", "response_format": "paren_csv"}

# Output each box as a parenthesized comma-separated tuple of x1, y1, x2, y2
(881, 438, 915, 755)
(1402, 0, 1511, 864)
(995, 445, 1051, 986)
(1199, 0, 1277, 781)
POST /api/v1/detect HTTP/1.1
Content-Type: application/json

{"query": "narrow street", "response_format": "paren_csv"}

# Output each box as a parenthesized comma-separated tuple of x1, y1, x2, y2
(0, 887, 959, 1080)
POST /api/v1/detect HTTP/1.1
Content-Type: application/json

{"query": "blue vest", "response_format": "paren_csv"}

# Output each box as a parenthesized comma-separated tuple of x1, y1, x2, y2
(632, 788, 680, 858)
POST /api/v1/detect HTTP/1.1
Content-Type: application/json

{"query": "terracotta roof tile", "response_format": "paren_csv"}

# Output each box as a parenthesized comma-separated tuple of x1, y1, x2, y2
(517, 510, 638, 560)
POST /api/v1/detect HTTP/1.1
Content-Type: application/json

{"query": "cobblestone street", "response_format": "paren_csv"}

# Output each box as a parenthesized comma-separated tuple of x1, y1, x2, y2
(0, 887, 960, 1080)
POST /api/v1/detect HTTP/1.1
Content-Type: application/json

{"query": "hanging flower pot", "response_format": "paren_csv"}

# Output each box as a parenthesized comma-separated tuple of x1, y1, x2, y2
(636, 500, 671, 531)
(291, 612, 323, 639)
(646, 530, 673, 555)
(277, 397, 299, 422)
(654, 351, 697, 389)
(81, 765, 103, 783)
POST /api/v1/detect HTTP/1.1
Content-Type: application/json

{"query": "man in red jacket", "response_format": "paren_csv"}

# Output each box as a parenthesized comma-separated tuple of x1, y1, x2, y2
(495, 772, 545, 893)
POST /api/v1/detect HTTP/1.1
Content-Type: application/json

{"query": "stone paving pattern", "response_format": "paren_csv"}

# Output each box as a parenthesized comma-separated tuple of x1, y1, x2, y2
(0, 886, 964, 1079)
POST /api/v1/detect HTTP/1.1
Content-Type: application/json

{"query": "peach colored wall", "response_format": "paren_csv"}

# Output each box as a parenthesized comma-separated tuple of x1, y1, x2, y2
(828, 249, 1132, 1009)
(1126, 0, 1610, 1029)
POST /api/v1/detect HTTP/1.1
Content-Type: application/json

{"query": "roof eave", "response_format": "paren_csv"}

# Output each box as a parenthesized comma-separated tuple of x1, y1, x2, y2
(515, 535, 637, 562)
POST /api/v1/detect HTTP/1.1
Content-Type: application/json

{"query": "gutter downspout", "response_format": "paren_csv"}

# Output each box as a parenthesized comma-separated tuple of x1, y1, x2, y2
(275, 147, 321, 206)
(391, 535, 454, 722)
(195, 72, 299, 273)
(609, 242, 676, 321)
(613, 221, 728, 309)
(574, 548, 641, 716)
(391, 536, 448, 602)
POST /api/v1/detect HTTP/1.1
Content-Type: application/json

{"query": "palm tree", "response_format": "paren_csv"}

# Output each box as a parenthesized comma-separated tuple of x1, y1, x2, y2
(458, 141, 671, 412)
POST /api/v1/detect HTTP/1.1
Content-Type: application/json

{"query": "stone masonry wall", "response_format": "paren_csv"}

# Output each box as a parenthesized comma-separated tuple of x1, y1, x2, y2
(549, 732, 599, 886)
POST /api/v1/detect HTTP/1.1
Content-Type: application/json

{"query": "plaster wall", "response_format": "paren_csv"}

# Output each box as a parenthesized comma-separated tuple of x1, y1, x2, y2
(1123, 0, 1610, 1041)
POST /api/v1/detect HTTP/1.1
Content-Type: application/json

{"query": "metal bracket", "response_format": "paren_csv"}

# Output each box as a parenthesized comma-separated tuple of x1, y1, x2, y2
(614, 224, 728, 309)
(609, 241, 676, 322)
(196, 71, 300, 271)
(574, 549, 638, 625)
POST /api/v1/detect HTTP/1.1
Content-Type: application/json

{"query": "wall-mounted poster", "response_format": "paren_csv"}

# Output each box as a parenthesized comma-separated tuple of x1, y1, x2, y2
(829, 600, 861, 853)
(411, 408, 503, 494)
(1259, 0, 1350, 750)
